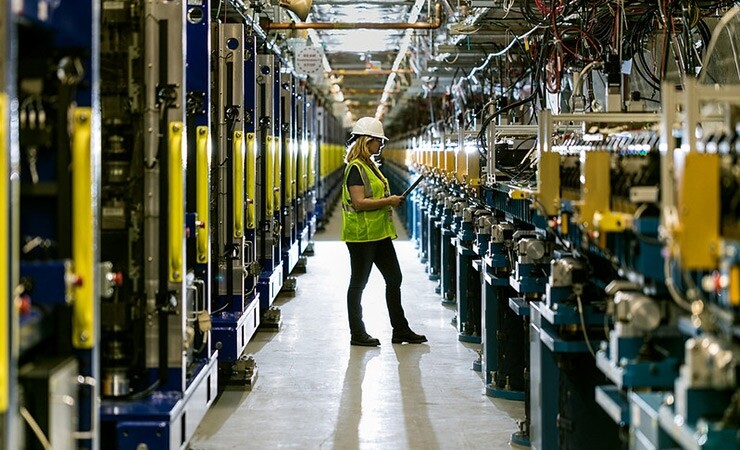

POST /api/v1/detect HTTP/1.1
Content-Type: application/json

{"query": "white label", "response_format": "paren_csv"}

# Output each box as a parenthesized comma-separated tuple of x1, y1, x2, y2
(294, 47, 325, 77)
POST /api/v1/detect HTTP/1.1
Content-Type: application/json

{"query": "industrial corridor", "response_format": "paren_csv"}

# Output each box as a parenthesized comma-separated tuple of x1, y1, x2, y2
(4, 1, 740, 449)
(191, 210, 523, 449)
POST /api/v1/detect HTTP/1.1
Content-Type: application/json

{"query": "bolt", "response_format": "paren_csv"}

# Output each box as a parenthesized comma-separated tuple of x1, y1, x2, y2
(79, 332, 88, 342)
(77, 114, 88, 123)
(172, 124, 180, 132)
(199, 128, 207, 135)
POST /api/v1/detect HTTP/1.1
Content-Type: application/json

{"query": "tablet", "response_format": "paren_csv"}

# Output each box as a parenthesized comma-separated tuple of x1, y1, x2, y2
(401, 174, 425, 197)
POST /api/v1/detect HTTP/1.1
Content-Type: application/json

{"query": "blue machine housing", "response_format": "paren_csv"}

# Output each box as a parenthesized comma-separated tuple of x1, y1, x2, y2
(455, 223, 481, 343)
(100, 357, 218, 450)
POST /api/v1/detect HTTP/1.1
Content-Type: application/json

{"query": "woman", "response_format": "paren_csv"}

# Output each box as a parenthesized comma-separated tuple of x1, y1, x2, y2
(341, 117, 427, 346)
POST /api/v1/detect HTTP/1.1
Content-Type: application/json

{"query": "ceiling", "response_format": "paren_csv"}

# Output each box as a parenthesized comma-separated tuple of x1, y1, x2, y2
(304, 0, 428, 124)
(267, 0, 531, 133)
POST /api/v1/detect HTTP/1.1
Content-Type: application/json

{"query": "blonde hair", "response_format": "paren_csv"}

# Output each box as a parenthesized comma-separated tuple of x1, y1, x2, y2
(344, 136, 375, 164)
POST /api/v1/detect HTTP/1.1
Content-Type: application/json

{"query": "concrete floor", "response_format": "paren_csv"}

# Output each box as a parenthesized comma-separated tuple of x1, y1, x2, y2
(191, 209, 524, 449)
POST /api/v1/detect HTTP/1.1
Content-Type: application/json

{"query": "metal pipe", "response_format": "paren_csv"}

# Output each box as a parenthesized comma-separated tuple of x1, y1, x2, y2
(329, 69, 413, 75)
(313, 0, 413, 4)
(266, 3, 442, 30)
(344, 88, 401, 94)
(345, 101, 392, 106)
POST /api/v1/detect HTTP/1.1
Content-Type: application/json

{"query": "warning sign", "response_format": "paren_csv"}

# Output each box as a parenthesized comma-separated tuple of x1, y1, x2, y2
(295, 46, 325, 77)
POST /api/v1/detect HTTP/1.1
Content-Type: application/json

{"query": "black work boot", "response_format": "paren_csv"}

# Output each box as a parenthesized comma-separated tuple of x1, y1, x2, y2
(350, 333, 381, 347)
(391, 329, 427, 344)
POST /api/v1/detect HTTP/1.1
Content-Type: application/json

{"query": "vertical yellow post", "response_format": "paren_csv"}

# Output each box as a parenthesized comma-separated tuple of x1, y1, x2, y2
(433, 145, 441, 173)
(675, 152, 719, 269)
(297, 140, 306, 196)
(332, 144, 337, 174)
(307, 141, 316, 188)
(730, 266, 740, 307)
(246, 133, 256, 229)
(285, 138, 292, 203)
(72, 107, 94, 348)
(466, 149, 480, 188)
(266, 136, 274, 215)
(273, 135, 281, 211)
(0, 94, 8, 409)
(168, 122, 185, 283)
(455, 147, 466, 183)
(445, 144, 455, 179)
(233, 131, 244, 238)
(196, 126, 209, 263)
(318, 143, 323, 180)
(330, 144, 336, 174)
(579, 151, 610, 228)
(537, 151, 561, 216)
(291, 139, 297, 201)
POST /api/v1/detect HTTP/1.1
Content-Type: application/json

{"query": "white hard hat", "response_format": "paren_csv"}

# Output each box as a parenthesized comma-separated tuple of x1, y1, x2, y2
(350, 117, 387, 141)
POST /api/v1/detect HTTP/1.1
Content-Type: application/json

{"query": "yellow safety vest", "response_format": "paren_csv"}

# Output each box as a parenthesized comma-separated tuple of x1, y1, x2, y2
(340, 159, 397, 242)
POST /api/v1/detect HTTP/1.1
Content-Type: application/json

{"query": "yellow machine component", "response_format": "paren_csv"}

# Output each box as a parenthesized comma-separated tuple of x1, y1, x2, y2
(284, 138, 292, 203)
(266, 135, 274, 215)
(332, 143, 337, 173)
(297, 140, 306, 196)
(466, 149, 480, 188)
(233, 131, 244, 239)
(246, 133, 256, 229)
(290, 138, 297, 202)
(72, 107, 95, 348)
(296, 141, 303, 196)
(579, 151, 611, 229)
(593, 211, 633, 233)
(0, 94, 8, 409)
(509, 189, 533, 200)
(334, 143, 342, 172)
(307, 140, 316, 188)
(273, 135, 281, 211)
(730, 265, 740, 307)
(303, 141, 309, 194)
(455, 148, 465, 183)
(168, 122, 185, 283)
(196, 126, 209, 263)
(327, 144, 334, 175)
(560, 213, 569, 235)
(444, 145, 455, 179)
(328, 143, 334, 176)
(674, 152, 720, 269)
(318, 142, 325, 179)
(537, 151, 561, 216)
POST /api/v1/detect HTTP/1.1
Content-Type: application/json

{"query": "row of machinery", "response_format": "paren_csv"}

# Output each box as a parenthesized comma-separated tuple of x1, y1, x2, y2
(381, 4, 740, 449)
(387, 83, 739, 449)
(0, 0, 347, 449)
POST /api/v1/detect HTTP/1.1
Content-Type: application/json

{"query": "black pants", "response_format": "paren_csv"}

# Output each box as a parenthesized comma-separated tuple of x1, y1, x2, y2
(346, 237, 410, 336)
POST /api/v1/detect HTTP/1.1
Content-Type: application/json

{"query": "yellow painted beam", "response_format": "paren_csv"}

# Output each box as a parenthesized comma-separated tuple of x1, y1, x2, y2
(72, 108, 95, 348)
